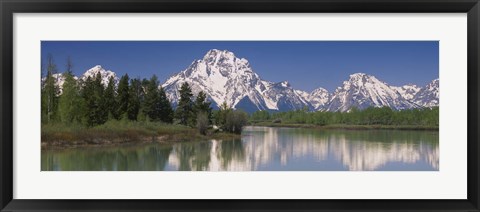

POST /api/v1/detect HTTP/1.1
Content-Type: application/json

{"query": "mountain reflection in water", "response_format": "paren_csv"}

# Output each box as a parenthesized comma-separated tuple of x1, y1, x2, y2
(42, 126, 439, 171)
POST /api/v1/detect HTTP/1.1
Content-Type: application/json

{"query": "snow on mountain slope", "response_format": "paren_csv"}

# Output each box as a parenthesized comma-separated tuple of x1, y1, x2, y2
(81, 65, 118, 86)
(262, 81, 313, 111)
(308, 87, 330, 110)
(162, 49, 310, 112)
(41, 73, 78, 94)
(325, 73, 420, 112)
(413, 79, 439, 107)
(392, 84, 421, 101)
(52, 73, 78, 89)
(41, 51, 439, 113)
(43, 65, 117, 89)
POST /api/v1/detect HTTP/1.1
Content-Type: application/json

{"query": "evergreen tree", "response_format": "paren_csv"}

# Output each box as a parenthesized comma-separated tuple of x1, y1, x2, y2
(81, 76, 95, 126)
(41, 54, 60, 124)
(158, 87, 174, 123)
(127, 78, 143, 121)
(175, 82, 194, 126)
(104, 76, 117, 120)
(65, 56, 73, 74)
(94, 72, 108, 125)
(143, 75, 161, 121)
(193, 91, 212, 124)
(58, 58, 83, 124)
(82, 73, 107, 126)
(116, 74, 130, 119)
(214, 101, 231, 127)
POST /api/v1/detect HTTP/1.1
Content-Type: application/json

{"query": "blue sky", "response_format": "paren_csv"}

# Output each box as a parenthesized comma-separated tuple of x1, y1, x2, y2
(41, 41, 438, 92)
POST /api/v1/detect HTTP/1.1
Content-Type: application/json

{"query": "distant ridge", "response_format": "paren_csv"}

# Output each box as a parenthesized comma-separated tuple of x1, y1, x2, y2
(45, 49, 439, 112)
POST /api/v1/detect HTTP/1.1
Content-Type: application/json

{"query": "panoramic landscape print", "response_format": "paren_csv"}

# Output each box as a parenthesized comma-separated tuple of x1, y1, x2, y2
(41, 41, 439, 171)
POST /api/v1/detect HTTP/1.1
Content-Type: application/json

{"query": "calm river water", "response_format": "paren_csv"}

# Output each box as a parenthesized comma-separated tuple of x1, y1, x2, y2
(42, 126, 439, 171)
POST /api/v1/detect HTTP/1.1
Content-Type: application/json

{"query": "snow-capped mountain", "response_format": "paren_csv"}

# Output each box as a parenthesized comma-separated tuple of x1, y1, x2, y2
(262, 81, 313, 111)
(81, 65, 118, 86)
(308, 87, 330, 110)
(413, 79, 439, 107)
(162, 50, 438, 112)
(162, 49, 310, 112)
(325, 73, 420, 112)
(41, 73, 79, 95)
(43, 65, 118, 91)
(52, 73, 78, 89)
(392, 84, 421, 101)
(42, 50, 439, 112)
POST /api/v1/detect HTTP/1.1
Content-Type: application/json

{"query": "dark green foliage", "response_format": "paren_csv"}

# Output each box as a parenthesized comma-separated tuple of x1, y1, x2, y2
(104, 76, 117, 119)
(196, 112, 209, 135)
(252, 106, 439, 127)
(175, 82, 194, 126)
(193, 91, 212, 124)
(65, 56, 73, 74)
(213, 101, 231, 126)
(82, 73, 108, 126)
(158, 87, 174, 123)
(251, 110, 271, 122)
(41, 57, 177, 129)
(127, 78, 142, 121)
(212, 102, 247, 134)
(224, 110, 248, 134)
(116, 74, 130, 119)
(143, 75, 162, 121)
(58, 70, 84, 124)
(41, 54, 60, 124)
(142, 75, 173, 123)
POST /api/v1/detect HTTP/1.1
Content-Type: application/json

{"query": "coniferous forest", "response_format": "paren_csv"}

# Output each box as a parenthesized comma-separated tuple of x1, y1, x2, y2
(41, 56, 248, 146)
(250, 106, 439, 129)
(41, 42, 440, 172)
(41, 55, 438, 147)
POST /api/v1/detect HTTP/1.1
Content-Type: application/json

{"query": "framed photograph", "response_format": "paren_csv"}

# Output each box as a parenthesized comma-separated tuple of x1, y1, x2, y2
(1, 0, 479, 211)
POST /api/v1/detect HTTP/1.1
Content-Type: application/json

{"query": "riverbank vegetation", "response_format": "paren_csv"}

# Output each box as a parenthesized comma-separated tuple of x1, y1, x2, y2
(41, 56, 247, 146)
(250, 106, 439, 130)
(42, 56, 438, 147)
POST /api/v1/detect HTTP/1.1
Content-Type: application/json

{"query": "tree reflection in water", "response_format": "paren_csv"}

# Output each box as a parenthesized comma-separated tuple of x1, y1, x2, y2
(42, 127, 439, 171)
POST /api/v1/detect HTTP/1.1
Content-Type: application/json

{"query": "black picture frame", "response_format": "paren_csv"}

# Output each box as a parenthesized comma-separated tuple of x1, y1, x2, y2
(1, 0, 479, 211)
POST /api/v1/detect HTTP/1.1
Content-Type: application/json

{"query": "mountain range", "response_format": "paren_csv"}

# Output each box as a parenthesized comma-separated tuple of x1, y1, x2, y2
(45, 49, 439, 113)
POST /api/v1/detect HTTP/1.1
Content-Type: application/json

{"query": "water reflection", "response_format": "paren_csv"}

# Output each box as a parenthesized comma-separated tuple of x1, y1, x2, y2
(42, 126, 439, 171)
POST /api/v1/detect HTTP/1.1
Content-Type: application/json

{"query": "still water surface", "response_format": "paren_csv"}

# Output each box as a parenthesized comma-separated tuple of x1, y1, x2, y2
(42, 126, 439, 171)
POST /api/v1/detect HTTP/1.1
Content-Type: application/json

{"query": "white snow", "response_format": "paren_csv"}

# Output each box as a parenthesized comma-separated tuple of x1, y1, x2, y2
(326, 73, 420, 112)
(81, 65, 118, 86)
(42, 50, 438, 112)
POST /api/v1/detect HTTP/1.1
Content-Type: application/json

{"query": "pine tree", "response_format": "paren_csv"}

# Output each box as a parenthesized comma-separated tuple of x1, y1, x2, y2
(81, 76, 95, 126)
(215, 101, 231, 127)
(82, 73, 107, 126)
(193, 91, 212, 124)
(41, 54, 60, 124)
(143, 75, 161, 121)
(94, 72, 108, 125)
(175, 82, 194, 126)
(158, 87, 174, 123)
(65, 56, 73, 74)
(104, 76, 117, 120)
(127, 78, 142, 121)
(116, 74, 130, 119)
(58, 58, 83, 124)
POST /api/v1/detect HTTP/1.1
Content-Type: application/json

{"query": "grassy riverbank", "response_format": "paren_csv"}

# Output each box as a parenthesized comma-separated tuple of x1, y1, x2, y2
(42, 120, 240, 149)
(250, 121, 439, 131)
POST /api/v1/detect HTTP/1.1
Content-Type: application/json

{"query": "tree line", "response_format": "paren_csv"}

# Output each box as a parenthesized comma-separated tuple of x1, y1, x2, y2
(41, 55, 248, 134)
(251, 106, 439, 127)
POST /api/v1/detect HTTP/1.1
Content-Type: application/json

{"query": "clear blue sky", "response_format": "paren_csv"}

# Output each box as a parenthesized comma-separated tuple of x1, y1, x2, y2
(41, 41, 438, 92)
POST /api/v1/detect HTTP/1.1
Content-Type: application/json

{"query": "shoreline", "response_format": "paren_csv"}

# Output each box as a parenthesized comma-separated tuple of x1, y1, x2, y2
(41, 123, 241, 150)
(249, 122, 439, 131)
(42, 122, 438, 150)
